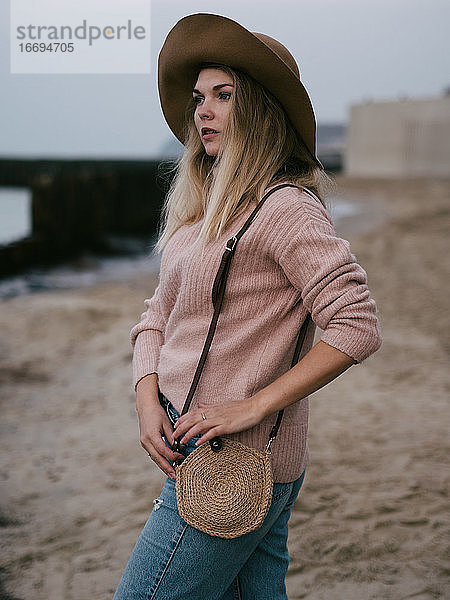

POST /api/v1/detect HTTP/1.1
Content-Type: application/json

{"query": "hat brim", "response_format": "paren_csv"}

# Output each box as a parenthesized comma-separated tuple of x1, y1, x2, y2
(158, 13, 319, 162)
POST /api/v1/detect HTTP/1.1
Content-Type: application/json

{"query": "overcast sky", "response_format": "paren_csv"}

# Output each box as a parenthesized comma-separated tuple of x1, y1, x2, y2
(1, 0, 449, 159)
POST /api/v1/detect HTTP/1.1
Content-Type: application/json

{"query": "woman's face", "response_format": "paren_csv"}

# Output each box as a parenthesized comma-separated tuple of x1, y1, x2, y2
(193, 68, 234, 156)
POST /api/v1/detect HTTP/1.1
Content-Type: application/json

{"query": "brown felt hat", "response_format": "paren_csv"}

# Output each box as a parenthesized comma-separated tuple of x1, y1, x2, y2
(158, 13, 321, 165)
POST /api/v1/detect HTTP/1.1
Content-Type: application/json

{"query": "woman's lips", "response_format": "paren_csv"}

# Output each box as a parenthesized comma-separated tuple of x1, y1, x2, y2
(202, 131, 219, 140)
(201, 127, 219, 140)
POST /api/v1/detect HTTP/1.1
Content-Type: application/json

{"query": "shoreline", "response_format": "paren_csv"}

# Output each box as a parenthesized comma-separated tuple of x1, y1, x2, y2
(1, 176, 449, 599)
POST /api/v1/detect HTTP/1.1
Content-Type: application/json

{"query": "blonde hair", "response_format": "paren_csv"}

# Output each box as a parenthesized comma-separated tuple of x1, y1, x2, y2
(155, 64, 333, 252)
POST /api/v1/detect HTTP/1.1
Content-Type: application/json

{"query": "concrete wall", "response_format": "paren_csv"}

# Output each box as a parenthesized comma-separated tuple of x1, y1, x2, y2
(344, 96, 450, 177)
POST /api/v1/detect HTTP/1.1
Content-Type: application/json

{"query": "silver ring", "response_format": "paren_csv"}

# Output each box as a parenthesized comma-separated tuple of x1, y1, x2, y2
(201, 412, 207, 421)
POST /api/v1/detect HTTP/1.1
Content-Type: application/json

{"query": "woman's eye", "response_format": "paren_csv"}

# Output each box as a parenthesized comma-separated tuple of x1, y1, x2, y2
(193, 92, 231, 105)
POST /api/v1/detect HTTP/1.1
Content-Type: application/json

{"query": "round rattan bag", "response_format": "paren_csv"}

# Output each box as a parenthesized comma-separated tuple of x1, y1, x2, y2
(175, 438, 273, 538)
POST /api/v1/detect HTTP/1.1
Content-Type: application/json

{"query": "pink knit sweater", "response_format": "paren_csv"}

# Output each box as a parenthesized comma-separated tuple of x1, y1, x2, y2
(130, 184, 382, 482)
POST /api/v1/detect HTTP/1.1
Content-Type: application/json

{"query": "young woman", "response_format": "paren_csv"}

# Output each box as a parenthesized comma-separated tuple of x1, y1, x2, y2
(113, 13, 381, 600)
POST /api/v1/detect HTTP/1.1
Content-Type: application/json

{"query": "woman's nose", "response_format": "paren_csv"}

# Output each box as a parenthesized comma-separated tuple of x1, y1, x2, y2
(198, 99, 214, 119)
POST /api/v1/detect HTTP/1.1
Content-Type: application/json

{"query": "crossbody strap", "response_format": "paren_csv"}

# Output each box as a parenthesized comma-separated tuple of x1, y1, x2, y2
(174, 183, 313, 453)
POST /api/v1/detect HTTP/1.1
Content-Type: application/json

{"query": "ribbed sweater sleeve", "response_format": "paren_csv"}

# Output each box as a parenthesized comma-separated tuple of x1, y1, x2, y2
(130, 284, 166, 391)
(276, 191, 382, 363)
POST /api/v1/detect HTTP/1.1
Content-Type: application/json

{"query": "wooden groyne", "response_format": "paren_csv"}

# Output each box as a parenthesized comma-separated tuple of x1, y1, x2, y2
(0, 158, 174, 276)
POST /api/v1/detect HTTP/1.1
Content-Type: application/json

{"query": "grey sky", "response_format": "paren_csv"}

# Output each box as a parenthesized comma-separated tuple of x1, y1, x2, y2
(1, 0, 449, 159)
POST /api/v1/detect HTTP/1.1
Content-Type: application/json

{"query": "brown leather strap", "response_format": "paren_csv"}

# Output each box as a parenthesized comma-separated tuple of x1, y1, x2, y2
(176, 184, 313, 451)
(266, 311, 311, 451)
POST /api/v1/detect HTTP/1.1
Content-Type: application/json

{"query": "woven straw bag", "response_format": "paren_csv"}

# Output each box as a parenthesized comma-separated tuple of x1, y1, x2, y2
(176, 439, 273, 538)
(172, 184, 313, 538)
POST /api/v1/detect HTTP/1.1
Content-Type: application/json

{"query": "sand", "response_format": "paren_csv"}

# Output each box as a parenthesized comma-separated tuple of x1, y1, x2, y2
(0, 176, 449, 600)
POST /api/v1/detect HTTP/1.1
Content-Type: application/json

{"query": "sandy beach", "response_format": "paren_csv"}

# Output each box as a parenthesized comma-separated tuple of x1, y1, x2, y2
(1, 176, 449, 600)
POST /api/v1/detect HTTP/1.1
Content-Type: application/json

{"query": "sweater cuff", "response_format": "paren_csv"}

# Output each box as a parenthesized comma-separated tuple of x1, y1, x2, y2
(132, 329, 164, 391)
(320, 322, 382, 364)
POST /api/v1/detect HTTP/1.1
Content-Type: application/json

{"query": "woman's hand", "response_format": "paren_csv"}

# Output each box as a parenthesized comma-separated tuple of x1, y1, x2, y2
(136, 375, 184, 478)
(173, 397, 265, 446)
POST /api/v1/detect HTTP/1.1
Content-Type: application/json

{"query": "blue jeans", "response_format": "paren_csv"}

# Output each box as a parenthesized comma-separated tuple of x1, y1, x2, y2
(113, 395, 305, 600)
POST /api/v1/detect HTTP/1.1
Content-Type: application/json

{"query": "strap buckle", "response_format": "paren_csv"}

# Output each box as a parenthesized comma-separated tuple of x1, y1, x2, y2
(225, 236, 238, 252)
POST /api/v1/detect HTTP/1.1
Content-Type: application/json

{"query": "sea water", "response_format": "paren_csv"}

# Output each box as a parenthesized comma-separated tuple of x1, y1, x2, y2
(0, 187, 32, 245)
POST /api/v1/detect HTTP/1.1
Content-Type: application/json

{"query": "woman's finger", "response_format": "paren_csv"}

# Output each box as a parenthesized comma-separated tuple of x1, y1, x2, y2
(176, 415, 218, 444)
(151, 433, 184, 464)
(173, 410, 197, 428)
(141, 435, 183, 478)
(141, 440, 174, 478)
(195, 425, 224, 446)
(162, 419, 175, 447)
(173, 412, 202, 437)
